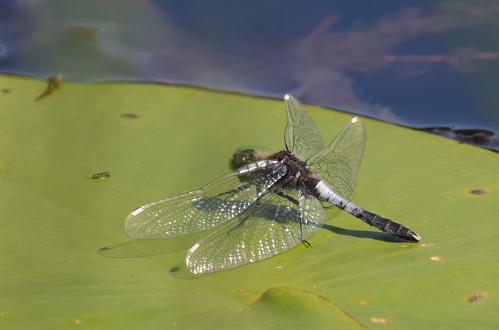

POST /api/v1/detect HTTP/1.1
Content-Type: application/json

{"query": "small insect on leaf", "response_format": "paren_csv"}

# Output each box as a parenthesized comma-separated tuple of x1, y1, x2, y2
(35, 74, 64, 101)
(91, 171, 111, 179)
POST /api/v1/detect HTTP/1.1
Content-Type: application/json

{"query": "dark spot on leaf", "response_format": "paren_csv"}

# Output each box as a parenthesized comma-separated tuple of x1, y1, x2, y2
(1, 88, 11, 94)
(92, 171, 110, 179)
(317, 294, 328, 302)
(99, 246, 111, 251)
(470, 188, 486, 195)
(121, 112, 140, 119)
(170, 266, 180, 273)
(468, 291, 488, 303)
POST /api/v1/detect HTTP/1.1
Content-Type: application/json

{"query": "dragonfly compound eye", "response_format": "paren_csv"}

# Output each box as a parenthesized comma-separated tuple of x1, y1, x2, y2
(230, 148, 257, 170)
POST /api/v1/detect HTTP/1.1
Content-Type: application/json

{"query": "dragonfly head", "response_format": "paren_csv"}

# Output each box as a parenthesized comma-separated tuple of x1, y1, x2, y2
(230, 147, 275, 171)
(230, 148, 258, 171)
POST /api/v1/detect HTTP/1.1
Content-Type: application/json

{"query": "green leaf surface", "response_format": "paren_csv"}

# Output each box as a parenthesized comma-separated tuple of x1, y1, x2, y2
(0, 75, 497, 329)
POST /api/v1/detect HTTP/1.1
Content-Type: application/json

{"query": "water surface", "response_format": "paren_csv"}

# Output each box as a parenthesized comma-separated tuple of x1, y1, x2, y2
(1, 0, 498, 147)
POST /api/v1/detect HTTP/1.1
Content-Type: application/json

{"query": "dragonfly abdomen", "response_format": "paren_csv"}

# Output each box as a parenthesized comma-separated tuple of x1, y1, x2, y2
(352, 209, 421, 242)
(314, 180, 362, 213)
(314, 181, 421, 242)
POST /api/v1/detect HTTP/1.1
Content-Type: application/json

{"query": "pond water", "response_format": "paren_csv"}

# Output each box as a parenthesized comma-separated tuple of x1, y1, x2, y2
(1, 0, 498, 149)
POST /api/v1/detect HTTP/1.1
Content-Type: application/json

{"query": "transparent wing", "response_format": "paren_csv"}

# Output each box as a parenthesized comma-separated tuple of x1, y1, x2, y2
(125, 162, 287, 239)
(284, 94, 324, 160)
(308, 117, 366, 201)
(185, 182, 325, 274)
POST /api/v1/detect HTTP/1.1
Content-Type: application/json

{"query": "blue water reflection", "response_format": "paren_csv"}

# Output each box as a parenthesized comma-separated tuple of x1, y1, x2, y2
(0, 0, 498, 147)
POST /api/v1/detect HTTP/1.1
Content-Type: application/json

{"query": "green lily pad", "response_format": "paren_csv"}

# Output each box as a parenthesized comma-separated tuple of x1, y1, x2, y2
(0, 74, 497, 329)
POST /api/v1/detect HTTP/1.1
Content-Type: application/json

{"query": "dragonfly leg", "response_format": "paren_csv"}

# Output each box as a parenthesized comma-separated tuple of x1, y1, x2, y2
(225, 212, 253, 236)
(270, 188, 300, 206)
(271, 188, 313, 246)
(213, 181, 252, 198)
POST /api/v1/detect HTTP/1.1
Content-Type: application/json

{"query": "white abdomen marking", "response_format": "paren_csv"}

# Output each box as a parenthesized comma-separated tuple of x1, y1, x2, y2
(314, 180, 362, 215)
(236, 160, 278, 174)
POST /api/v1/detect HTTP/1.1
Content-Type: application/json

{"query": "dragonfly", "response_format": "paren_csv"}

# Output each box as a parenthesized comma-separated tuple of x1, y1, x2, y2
(125, 94, 421, 275)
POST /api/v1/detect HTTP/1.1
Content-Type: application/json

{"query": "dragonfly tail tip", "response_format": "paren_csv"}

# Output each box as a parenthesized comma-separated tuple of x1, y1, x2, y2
(411, 232, 422, 242)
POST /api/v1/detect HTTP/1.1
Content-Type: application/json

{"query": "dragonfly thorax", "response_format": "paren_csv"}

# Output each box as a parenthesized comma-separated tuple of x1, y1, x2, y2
(269, 150, 321, 194)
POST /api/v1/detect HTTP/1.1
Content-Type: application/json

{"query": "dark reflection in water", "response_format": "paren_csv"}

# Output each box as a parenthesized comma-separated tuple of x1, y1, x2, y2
(417, 126, 497, 152)
(0, 1, 498, 149)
